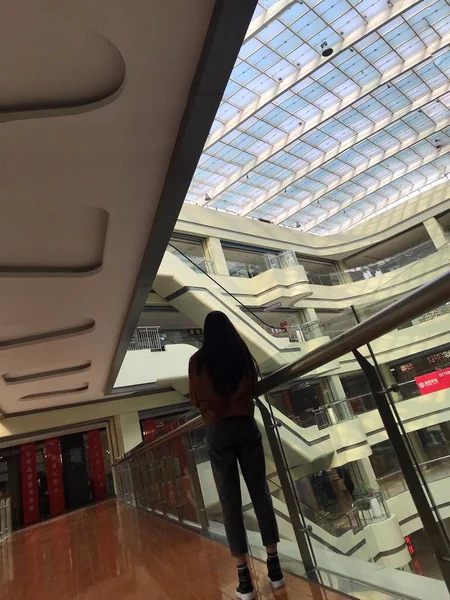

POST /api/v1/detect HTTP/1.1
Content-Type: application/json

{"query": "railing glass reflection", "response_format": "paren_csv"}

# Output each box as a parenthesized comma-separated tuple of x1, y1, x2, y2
(0, 497, 12, 543)
(307, 239, 437, 287)
(228, 250, 298, 279)
(114, 267, 450, 597)
(379, 455, 450, 500)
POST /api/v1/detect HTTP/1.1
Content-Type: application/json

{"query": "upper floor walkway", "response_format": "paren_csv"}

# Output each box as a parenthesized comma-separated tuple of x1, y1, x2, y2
(0, 500, 351, 600)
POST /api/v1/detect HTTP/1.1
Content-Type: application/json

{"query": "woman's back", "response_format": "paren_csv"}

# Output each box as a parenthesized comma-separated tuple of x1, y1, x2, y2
(189, 353, 255, 426)
(188, 311, 257, 426)
(189, 312, 283, 597)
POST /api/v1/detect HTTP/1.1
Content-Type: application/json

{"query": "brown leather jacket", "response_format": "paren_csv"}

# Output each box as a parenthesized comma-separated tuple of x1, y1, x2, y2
(189, 353, 255, 426)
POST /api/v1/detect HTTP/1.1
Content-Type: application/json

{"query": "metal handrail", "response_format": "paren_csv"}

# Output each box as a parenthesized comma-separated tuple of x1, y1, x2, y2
(378, 454, 450, 482)
(259, 268, 450, 395)
(308, 239, 437, 286)
(116, 268, 450, 462)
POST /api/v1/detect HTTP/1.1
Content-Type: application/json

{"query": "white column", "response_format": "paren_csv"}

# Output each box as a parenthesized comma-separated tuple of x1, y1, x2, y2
(424, 217, 447, 250)
(327, 375, 354, 421)
(439, 421, 450, 444)
(328, 375, 346, 402)
(303, 307, 317, 323)
(407, 431, 428, 465)
(358, 457, 380, 492)
(113, 412, 143, 456)
(337, 260, 353, 284)
(203, 237, 229, 275)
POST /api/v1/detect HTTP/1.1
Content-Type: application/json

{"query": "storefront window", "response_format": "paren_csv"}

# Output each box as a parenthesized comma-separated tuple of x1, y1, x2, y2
(390, 347, 450, 399)
(0, 427, 113, 531)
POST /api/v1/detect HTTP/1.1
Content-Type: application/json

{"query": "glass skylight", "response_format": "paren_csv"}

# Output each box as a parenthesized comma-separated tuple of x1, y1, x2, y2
(186, 0, 450, 234)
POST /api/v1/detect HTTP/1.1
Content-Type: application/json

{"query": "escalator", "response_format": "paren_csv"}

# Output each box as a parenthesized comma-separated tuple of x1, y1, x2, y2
(154, 249, 337, 375)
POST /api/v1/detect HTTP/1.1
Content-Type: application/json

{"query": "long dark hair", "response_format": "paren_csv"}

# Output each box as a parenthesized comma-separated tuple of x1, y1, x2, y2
(195, 311, 257, 397)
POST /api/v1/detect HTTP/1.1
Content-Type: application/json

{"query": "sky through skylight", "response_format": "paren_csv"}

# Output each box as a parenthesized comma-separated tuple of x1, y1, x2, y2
(186, 0, 450, 235)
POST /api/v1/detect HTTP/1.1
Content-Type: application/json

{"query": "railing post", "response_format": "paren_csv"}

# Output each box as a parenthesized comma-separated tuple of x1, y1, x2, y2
(0, 499, 4, 541)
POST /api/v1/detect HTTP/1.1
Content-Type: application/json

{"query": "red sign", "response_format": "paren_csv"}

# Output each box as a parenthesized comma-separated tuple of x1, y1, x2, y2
(44, 438, 65, 516)
(415, 368, 450, 395)
(20, 443, 39, 526)
(87, 430, 107, 502)
(282, 390, 294, 414)
(405, 536, 415, 556)
(142, 418, 158, 441)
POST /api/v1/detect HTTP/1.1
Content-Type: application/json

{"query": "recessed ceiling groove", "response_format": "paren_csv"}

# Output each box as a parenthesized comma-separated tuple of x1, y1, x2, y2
(19, 384, 89, 401)
(3, 361, 92, 384)
(0, 264, 102, 276)
(0, 320, 95, 350)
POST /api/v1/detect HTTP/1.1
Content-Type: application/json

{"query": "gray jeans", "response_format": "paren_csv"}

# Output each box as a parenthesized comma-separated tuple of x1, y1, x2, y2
(206, 415, 279, 556)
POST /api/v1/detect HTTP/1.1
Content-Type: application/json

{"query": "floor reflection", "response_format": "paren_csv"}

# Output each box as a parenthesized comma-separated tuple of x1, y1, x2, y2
(0, 500, 351, 599)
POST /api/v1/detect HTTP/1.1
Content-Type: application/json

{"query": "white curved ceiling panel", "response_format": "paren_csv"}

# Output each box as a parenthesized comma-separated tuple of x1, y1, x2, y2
(0, 0, 218, 415)
(0, 3, 125, 112)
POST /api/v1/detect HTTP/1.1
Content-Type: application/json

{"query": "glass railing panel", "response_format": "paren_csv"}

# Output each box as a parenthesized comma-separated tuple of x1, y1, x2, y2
(317, 570, 411, 600)
(173, 438, 200, 526)
(227, 261, 259, 278)
(145, 450, 162, 514)
(346, 240, 437, 281)
(188, 424, 224, 534)
(138, 452, 152, 510)
(308, 239, 439, 287)
(307, 272, 341, 286)
(152, 446, 167, 515)
(114, 264, 450, 596)
(160, 329, 203, 349)
(184, 404, 312, 579)
(314, 399, 356, 426)
(226, 250, 298, 279)
(125, 463, 136, 507)
(166, 439, 184, 521)
(248, 401, 311, 579)
(168, 246, 216, 275)
(278, 250, 298, 268)
(127, 327, 203, 352)
(379, 455, 450, 501)
(113, 424, 206, 529)
(319, 308, 358, 339)
(398, 302, 450, 330)
(267, 379, 357, 431)
(349, 289, 450, 586)
(165, 444, 182, 520)
(130, 454, 144, 509)
(347, 392, 378, 415)
(285, 320, 325, 342)
(0, 497, 12, 543)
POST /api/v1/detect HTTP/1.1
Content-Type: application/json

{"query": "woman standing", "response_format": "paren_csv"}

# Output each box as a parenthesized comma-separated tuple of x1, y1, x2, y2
(189, 311, 284, 600)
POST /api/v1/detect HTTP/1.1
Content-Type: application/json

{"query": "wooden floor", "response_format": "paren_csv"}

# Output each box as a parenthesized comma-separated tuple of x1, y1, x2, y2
(0, 501, 353, 600)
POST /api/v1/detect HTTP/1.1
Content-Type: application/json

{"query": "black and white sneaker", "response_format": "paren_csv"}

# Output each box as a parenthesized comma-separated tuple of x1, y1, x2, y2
(267, 552, 285, 589)
(236, 564, 256, 600)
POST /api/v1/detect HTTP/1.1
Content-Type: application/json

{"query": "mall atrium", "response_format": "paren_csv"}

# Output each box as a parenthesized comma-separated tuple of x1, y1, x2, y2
(1, 1, 450, 600)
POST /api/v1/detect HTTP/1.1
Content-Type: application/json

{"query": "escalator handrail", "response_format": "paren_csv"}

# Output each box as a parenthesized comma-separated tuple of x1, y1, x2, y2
(115, 267, 450, 463)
